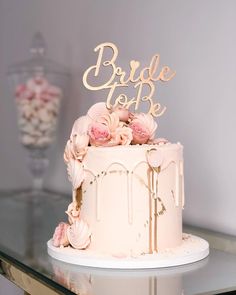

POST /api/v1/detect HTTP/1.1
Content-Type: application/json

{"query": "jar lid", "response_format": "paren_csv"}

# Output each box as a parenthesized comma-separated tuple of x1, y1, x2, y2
(8, 32, 69, 77)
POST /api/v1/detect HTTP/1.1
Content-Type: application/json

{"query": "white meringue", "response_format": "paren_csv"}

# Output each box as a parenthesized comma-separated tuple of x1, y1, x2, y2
(67, 159, 85, 189)
(67, 219, 91, 249)
(71, 116, 92, 137)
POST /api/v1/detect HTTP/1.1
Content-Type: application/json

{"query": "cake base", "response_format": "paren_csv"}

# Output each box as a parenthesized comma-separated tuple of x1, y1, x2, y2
(47, 233, 209, 269)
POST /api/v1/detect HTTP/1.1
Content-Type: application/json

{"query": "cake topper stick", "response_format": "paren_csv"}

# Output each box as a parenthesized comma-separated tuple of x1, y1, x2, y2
(83, 42, 176, 117)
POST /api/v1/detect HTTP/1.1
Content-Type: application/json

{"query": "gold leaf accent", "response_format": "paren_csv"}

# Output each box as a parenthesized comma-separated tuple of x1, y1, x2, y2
(76, 186, 83, 209)
(157, 197, 166, 216)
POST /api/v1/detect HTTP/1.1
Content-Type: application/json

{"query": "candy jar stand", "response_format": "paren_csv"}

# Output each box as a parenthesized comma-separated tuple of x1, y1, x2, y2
(8, 32, 69, 200)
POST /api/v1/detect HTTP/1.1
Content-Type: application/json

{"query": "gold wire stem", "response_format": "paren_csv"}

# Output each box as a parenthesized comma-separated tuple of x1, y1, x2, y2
(153, 166, 160, 252)
(154, 197, 158, 252)
(148, 168, 153, 254)
(76, 186, 83, 209)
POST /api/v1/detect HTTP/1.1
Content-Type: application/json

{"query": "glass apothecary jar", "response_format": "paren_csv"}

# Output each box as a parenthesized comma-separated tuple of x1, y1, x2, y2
(7, 32, 69, 195)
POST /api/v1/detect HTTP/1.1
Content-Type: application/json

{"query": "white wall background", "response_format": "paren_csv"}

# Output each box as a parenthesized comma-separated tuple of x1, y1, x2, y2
(0, 0, 236, 238)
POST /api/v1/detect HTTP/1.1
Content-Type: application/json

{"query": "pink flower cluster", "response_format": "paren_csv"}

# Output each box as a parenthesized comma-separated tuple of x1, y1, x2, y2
(52, 202, 91, 250)
(64, 102, 158, 189)
(15, 76, 61, 102)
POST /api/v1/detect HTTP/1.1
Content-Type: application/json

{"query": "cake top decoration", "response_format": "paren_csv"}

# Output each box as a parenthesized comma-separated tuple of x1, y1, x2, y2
(83, 42, 175, 117)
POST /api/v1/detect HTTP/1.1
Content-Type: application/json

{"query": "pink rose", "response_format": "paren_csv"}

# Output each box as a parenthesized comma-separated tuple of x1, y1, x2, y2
(129, 113, 157, 144)
(97, 112, 120, 133)
(88, 121, 111, 146)
(112, 106, 130, 122)
(88, 112, 122, 146)
(52, 222, 70, 247)
(114, 126, 133, 146)
(66, 201, 80, 224)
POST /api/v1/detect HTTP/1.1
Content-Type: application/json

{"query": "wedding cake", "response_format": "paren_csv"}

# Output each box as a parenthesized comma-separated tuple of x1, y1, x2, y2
(48, 42, 209, 268)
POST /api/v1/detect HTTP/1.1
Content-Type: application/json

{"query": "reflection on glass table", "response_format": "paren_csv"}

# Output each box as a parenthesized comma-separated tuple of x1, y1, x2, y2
(0, 191, 236, 295)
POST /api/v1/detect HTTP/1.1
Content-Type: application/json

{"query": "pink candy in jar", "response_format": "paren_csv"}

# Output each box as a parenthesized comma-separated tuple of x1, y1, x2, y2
(15, 76, 62, 148)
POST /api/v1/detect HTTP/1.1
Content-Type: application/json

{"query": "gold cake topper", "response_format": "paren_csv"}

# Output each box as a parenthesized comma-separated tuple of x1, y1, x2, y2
(83, 42, 175, 117)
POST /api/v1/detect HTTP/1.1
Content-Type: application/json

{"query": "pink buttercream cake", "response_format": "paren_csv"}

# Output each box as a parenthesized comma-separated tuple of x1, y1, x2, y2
(51, 102, 185, 258)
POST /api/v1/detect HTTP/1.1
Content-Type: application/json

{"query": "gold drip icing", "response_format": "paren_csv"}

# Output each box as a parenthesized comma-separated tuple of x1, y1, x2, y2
(147, 168, 153, 254)
(82, 166, 166, 252)
(147, 165, 166, 253)
(157, 197, 166, 216)
(171, 189, 175, 200)
(83, 169, 159, 194)
(127, 170, 133, 224)
(76, 187, 83, 209)
(153, 166, 161, 252)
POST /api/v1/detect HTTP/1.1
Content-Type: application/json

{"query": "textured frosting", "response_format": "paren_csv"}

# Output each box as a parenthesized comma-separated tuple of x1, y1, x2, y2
(52, 101, 185, 258)
(80, 143, 184, 256)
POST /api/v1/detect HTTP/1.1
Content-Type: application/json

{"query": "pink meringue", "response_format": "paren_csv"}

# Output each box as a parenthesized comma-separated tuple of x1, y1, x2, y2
(87, 102, 110, 121)
(67, 159, 84, 189)
(71, 115, 92, 137)
(67, 220, 91, 249)
(64, 133, 89, 163)
(52, 222, 70, 247)
(71, 134, 89, 160)
(64, 140, 74, 163)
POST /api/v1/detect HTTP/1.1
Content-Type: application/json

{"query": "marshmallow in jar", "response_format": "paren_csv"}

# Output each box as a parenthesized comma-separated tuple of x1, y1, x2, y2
(15, 76, 62, 148)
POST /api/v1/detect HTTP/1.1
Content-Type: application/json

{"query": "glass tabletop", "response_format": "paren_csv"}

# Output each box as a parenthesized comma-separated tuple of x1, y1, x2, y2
(0, 191, 236, 295)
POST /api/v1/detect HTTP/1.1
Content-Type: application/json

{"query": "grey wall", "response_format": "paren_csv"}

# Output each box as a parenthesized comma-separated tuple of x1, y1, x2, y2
(0, 0, 236, 236)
